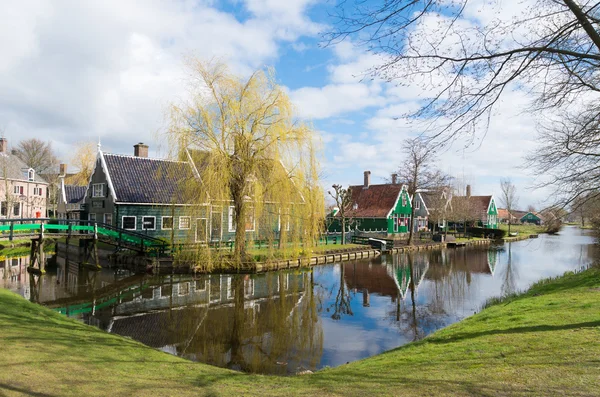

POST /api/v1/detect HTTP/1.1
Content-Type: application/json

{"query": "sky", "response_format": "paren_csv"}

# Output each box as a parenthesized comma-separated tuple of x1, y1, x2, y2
(0, 0, 546, 209)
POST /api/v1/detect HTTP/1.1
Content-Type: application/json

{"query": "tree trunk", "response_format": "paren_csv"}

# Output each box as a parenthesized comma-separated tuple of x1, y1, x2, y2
(341, 216, 346, 245)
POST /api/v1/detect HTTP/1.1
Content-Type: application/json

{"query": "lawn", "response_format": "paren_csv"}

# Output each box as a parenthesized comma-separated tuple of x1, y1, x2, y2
(499, 223, 545, 235)
(0, 267, 599, 396)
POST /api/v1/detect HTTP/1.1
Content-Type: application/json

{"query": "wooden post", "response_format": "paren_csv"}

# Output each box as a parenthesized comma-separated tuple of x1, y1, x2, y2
(9, 222, 13, 241)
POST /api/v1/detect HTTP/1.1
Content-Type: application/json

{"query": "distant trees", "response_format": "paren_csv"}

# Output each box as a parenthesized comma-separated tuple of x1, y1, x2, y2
(395, 137, 449, 245)
(499, 179, 519, 235)
(13, 138, 58, 174)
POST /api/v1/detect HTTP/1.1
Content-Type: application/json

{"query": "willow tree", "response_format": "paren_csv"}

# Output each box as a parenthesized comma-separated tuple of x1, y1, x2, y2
(168, 59, 323, 265)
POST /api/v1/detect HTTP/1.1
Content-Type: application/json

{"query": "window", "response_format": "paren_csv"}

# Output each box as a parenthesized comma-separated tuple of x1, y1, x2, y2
(89, 213, 96, 222)
(245, 209, 255, 231)
(415, 199, 420, 210)
(179, 216, 190, 230)
(228, 206, 236, 232)
(104, 213, 112, 225)
(228, 206, 255, 232)
(33, 187, 43, 196)
(122, 216, 136, 230)
(92, 183, 105, 198)
(13, 186, 23, 195)
(142, 216, 155, 230)
(0, 202, 6, 217)
(28, 169, 34, 182)
(402, 193, 407, 207)
(13, 203, 20, 217)
(162, 216, 173, 230)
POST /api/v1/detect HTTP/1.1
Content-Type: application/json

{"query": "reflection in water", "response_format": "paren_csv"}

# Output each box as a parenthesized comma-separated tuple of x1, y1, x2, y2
(1, 226, 597, 374)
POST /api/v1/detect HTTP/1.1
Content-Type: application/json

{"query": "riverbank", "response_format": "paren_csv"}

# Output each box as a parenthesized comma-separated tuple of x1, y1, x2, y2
(1, 264, 598, 396)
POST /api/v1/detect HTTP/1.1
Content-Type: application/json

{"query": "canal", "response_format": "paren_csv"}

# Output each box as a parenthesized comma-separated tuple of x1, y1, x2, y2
(1, 226, 597, 375)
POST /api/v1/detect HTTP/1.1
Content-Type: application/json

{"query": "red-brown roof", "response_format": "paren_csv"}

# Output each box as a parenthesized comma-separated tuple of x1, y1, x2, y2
(453, 195, 492, 219)
(343, 184, 402, 218)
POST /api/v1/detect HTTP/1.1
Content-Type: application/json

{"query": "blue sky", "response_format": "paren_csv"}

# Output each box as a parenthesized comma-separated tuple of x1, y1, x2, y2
(0, 0, 544, 208)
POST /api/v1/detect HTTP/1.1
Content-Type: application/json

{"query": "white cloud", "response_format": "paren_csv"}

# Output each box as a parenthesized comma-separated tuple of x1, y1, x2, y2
(291, 83, 387, 119)
(0, 0, 321, 159)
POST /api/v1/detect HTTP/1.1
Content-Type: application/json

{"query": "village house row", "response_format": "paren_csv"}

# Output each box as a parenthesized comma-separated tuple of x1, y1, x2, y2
(1, 137, 544, 243)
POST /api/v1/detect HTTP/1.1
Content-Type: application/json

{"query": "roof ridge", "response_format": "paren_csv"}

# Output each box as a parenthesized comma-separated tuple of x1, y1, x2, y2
(103, 152, 187, 164)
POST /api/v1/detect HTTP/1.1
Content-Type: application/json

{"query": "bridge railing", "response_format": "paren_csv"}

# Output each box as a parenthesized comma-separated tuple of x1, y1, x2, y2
(0, 218, 168, 255)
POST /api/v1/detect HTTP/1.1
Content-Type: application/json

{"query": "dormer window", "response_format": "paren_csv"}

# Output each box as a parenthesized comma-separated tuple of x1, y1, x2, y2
(28, 169, 35, 182)
(92, 183, 105, 198)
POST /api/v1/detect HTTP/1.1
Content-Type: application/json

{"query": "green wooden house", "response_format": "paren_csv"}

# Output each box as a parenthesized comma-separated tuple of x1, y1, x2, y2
(328, 171, 412, 234)
(85, 143, 298, 245)
(520, 212, 542, 225)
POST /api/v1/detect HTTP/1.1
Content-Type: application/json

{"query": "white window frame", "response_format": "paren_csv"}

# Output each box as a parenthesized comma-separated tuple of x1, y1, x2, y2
(92, 183, 105, 198)
(13, 186, 23, 195)
(228, 206, 236, 232)
(142, 216, 156, 231)
(179, 216, 191, 230)
(161, 216, 173, 230)
(28, 169, 34, 182)
(415, 199, 421, 210)
(122, 216, 137, 230)
(104, 213, 112, 225)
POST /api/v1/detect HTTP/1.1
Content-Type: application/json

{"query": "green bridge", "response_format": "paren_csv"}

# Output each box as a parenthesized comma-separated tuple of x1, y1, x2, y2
(0, 218, 168, 271)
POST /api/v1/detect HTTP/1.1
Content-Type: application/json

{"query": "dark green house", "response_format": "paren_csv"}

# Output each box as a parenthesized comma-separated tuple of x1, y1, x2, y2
(85, 143, 295, 245)
(520, 212, 542, 225)
(329, 171, 412, 234)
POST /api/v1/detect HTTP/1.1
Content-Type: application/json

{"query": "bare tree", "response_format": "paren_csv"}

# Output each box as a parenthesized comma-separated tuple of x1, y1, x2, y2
(329, 184, 353, 245)
(13, 138, 58, 174)
(500, 178, 519, 235)
(396, 137, 449, 245)
(326, 1, 600, 206)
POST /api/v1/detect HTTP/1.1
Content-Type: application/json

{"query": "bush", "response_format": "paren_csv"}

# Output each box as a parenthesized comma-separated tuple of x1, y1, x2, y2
(467, 227, 507, 239)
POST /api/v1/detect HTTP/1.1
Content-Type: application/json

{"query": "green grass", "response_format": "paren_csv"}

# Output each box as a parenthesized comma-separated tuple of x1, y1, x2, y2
(499, 223, 545, 235)
(1, 267, 599, 396)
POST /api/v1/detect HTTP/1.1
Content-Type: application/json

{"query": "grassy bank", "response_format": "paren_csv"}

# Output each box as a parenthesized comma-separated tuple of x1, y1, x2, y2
(499, 223, 546, 235)
(1, 267, 599, 396)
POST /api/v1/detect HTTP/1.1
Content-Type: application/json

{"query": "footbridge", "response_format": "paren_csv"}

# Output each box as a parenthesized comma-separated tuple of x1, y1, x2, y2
(0, 218, 168, 271)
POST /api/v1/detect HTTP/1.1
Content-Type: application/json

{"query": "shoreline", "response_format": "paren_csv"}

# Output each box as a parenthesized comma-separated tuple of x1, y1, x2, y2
(0, 265, 597, 396)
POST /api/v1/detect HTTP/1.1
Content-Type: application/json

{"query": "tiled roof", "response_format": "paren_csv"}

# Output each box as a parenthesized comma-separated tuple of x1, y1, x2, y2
(103, 154, 197, 204)
(344, 184, 402, 218)
(0, 153, 47, 183)
(453, 195, 492, 219)
(64, 185, 86, 204)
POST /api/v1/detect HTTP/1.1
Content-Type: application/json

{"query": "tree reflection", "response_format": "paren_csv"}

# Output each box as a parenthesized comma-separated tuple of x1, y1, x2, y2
(501, 242, 519, 296)
(330, 263, 353, 320)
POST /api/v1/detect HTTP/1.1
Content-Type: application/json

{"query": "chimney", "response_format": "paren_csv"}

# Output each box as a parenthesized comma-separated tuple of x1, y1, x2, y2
(363, 170, 371, 188)
(466, 184, 471, 197)
(391, 173, 398, 185)
(0, 138, 6, 154)
(59, 163, 67, 177)
(134, 142, 149, 158)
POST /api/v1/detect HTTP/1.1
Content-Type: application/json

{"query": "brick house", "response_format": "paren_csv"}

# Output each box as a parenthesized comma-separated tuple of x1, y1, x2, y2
(0, 138, 48, 219)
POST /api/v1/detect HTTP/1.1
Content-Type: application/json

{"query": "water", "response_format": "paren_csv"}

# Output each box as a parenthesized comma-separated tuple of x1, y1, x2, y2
(1, 226, 597, 374)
